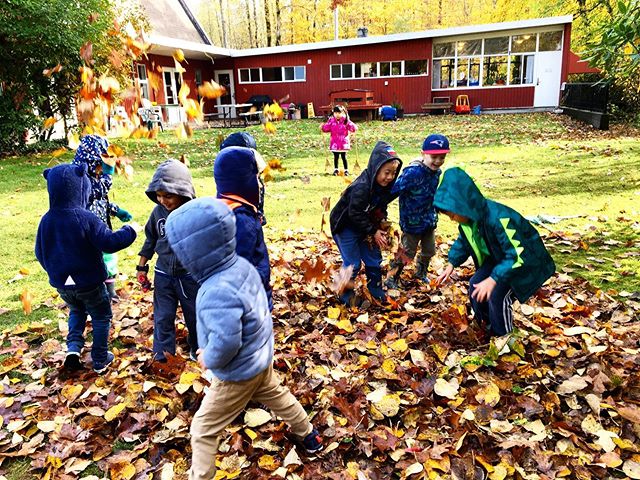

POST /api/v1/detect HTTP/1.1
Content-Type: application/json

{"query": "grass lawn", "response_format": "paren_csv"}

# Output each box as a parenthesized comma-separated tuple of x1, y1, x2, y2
(1, 113, 639, 330)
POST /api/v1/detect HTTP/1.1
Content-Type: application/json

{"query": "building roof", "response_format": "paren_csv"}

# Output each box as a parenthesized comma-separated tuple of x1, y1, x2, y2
(139, 0, 211, 45)
(231, 15, 573, 57)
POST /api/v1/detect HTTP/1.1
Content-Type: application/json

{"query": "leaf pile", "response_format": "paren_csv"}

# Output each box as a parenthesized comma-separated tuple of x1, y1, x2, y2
(1, 232, 640, 479)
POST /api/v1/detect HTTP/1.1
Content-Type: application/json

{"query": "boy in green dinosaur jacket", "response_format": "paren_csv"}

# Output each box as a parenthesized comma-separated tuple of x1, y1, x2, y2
(434, 167, 555, 337)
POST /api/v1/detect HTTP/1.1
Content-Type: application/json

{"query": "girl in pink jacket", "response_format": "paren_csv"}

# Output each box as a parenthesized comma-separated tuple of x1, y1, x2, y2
(321, 105, 357, 176)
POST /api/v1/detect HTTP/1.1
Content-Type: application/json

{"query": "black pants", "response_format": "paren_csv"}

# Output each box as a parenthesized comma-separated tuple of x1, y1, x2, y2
(333, 151, 348, 170)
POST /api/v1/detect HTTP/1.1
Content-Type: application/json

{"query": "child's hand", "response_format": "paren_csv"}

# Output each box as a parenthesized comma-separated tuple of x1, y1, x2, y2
(435, 263, 454, 286)
(115, 207, 132, 222)
(374, 230, 388, 249)
(196, 349, 206, 370)
(470, 277, 497, 302)
(137, 271, 151, 292)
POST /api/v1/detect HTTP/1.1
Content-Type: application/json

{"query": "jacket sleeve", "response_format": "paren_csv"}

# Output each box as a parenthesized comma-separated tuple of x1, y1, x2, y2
(489, 217, 524, 284)
(87, 214, 136, 253)
(448, 233, 472, 267)
(347, 120, 357, 133)
(321, 117, 334, 132)
(389, 168, 414, 200)
(348, 184, 376, 235)
(199, 291, 244, 370)
(138, 212, 158, 259)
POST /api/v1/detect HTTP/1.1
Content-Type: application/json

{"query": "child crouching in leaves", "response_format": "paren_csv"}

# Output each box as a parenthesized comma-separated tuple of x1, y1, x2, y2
(434, 167, 555, 337)
(165, 198, 322, 479)
(137, 159, 199, 362)
(330, 141, 402, 305)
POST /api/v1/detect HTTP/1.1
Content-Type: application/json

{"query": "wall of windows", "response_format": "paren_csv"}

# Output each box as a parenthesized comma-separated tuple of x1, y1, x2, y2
(330, 59, 429, 80)
(238, 66, 306, 83)
(432, 30, 562, 89)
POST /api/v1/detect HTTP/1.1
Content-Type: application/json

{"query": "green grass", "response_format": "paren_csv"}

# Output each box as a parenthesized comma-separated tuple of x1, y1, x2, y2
(1, 113, 639, 331)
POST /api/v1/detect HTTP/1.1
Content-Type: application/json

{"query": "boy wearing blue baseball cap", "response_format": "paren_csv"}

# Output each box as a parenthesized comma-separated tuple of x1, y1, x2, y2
(386, 134, 450, 288)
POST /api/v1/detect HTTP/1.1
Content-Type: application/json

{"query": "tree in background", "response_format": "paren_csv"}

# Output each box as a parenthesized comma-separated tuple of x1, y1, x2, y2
(0, 0, 147, 154)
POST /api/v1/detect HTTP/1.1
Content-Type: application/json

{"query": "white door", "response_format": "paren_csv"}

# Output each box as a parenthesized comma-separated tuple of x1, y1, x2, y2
(162, 67, 186, 124)
(534, 51, 562, 107)
(215, 70, 236, 118)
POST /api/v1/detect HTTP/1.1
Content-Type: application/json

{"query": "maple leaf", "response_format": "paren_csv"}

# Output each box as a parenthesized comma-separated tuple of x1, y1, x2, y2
(197, 81, 226, 99)
(300, 257, 331, 283)
(80, 41, 93, 65)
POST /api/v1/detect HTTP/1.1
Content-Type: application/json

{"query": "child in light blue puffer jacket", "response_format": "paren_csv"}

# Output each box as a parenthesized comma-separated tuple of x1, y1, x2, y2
(165, 198, 322, 479)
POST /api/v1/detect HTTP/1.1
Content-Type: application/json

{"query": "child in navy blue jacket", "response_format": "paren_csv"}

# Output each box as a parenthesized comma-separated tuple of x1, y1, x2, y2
(35, 163, 136, 373)
(329, 141, 402, 305)
(71, 135, 132, 300)
(137, 159, 199, 362)
(386, 134, 450, 288)
(214, 146, 272, 309)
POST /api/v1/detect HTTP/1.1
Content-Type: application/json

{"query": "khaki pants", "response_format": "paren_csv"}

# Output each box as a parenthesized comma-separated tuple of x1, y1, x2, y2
(189, 364, 313, 480)
(390, 228, 436, 272)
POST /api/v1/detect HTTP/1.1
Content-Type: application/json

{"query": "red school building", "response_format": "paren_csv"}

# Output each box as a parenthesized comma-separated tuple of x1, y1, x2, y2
(136, 0, 595, 123)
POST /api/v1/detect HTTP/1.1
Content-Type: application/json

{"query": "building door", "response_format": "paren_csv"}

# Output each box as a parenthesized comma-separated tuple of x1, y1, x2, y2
(533, 51, 562, 107)
(214, 70, 235, 118)
(161, 67, 186, 124)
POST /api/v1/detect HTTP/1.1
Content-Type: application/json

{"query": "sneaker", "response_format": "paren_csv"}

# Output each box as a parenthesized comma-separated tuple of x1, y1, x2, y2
(332, 169, 339, 176)
(301, 428, 323, 454)
(385, 276, 400, 290)
(189, 351, 198, 362)
(64, 352, 83, 371)
(344, 170, 350, 176)
(93, 351, 115, 375)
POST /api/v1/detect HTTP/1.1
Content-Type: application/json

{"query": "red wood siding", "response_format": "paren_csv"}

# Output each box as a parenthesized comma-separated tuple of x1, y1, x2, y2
(232, 38, 433, 114)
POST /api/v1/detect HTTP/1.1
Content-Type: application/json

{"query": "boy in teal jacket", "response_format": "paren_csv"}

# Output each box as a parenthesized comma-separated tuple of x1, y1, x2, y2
(434, 167, 555, 337)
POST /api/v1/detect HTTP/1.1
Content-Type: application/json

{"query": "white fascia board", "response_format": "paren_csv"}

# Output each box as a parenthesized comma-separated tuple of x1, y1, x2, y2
(148, 34, 234, 59)
(231, 15, 573, 57)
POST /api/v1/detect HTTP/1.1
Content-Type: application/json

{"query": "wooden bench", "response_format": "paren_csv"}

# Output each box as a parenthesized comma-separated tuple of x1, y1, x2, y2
(238, 111, 262, 126)
(421, 96, 453, 114)
(321, 88, 382, 121)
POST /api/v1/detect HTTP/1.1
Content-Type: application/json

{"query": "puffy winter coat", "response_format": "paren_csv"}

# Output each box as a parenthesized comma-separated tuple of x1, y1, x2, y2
(321, 116, 357, 151)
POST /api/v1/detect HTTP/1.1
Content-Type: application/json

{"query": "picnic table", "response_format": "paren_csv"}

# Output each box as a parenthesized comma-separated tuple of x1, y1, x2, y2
(212, 103, 255, 127)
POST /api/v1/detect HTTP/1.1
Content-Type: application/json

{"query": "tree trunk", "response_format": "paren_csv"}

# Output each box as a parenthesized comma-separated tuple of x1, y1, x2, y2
(251, 0, 260, 47)
(264, 0, 272, 47)
(245, 0, 254, 48)
(218, 0, 228, 48)
(274, 0, 282, 46)
(437, 0, 443, 26)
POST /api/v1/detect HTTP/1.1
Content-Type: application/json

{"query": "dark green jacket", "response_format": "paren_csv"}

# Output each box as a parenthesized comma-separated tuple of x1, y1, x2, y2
(433, 167, 555, 302)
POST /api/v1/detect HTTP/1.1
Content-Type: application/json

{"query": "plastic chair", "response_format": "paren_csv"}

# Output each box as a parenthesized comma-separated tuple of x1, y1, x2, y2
(138, 107, 164, 131)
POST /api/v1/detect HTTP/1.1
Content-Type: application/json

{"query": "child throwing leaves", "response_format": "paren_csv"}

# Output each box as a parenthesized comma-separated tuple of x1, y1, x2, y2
(165, 198, 322, 480)
(330, 141, 402, 305)
(321, 105, 357, 176)
(137, 159, 199, 362)
(434, 167, 555, 337)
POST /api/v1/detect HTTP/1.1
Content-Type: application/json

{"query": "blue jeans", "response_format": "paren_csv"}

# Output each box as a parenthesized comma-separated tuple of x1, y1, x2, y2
(153, 271, 199, 360)
(58, 284, 112, 369)
(469, 261, 516, 337)
(333, 227, 385, 301)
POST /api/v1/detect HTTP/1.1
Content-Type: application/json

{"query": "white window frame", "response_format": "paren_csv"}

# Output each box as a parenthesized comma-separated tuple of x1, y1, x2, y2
(136, 64, 150, 100)
(162, 67, 183, 105)
(330, 60, 429, 80)
(238, 66, 306, 84)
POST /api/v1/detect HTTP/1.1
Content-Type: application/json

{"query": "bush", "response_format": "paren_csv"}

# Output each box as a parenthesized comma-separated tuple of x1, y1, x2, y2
(0, 92, 38, 155)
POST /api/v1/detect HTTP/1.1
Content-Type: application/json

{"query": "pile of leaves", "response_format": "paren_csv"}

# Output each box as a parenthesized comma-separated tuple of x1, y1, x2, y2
(1, 232, 640, 479)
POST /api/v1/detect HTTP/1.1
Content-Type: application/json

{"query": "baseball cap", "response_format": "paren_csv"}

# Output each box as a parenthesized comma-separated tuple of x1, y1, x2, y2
(422, 134, 450, 154)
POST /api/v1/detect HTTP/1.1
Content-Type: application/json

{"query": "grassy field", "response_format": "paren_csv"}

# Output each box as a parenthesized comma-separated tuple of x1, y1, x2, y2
(1, 113, 639, 330)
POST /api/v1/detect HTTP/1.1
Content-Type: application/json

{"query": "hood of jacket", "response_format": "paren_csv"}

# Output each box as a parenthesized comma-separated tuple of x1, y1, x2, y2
(44, 163, 91, 210)
(146, 159, 196, 204)
(433, 167, 485, 222)
(72, 134, 109, 176)
(165, 198, 237, 283)
(360, 140, 402, 191)
(214, 146, 260, 208)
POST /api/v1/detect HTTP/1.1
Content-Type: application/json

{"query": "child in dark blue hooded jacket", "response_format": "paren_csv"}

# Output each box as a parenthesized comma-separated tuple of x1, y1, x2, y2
(330, 141, 402, 305)
(137, 159, 199, 362)
(214, 146, 272, 310)
(35, 163, 136, 373)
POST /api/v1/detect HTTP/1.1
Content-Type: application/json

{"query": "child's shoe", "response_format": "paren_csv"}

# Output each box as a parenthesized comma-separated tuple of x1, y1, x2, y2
(189, 350, 198, 362)
(93, 351, 115, 375)
(301, 428, 323, 454)
(344, 170, 350, 176)
(332, 169, 339, 176)
(414, 264, 429, 283)
(365, 267, 386, 301)
(64, 351, 83, 371)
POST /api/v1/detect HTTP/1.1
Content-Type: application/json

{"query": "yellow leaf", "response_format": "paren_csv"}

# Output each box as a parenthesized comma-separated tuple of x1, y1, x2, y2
(390, 338, 408, 352)
(257, 454, 279, 471)
(381, 358, 396, 374)
(46, 455, 62, 468)
(327, 307, 341, 319)
(110, 462, 136, 480)
(37, 421, 57, 433)
(263, 121, 276, 134)
(61, 384, 83, 403)
(335, 318, 354, 333)
(107, 144, 125, 157)
(104, 402, 127, 422)
(244, 408, 271, 427)
(173, 49, 185, 62)
(19, 267, 30, 275)
(51, 147, 67, 158)
(244, 428, 257, 440)
(374, 393, 401, 417)
(475, 382, 501, 407)
(43, 117, 56, 129)
(198, 81, 226, 99)
(67, 132, 80, 150)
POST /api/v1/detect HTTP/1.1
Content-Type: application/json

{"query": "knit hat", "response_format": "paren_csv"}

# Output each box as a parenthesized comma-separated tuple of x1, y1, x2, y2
(214, 147, 260, 208)
(422, 134, 450, 154)
(220, 132, 257, 150)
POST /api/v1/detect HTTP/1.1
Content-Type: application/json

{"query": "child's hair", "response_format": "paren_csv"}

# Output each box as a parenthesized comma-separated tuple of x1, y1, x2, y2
(333, 105, 347, 115)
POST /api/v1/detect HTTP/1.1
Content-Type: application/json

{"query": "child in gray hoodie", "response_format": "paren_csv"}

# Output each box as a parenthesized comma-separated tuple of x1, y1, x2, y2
(137, 159, 198, 362)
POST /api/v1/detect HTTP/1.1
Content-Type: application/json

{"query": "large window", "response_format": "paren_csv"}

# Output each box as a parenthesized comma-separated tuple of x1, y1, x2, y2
(330, 59, 428, 79)
(432, 30, 562, 89)
(238, 66, 305, 83)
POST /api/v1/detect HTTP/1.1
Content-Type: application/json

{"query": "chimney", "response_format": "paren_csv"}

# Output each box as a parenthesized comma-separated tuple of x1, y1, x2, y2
(357, 27, 368, 38)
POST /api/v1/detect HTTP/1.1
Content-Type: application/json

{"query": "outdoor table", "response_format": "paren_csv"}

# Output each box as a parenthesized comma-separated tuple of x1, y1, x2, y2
(214, 103, 254, 127)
